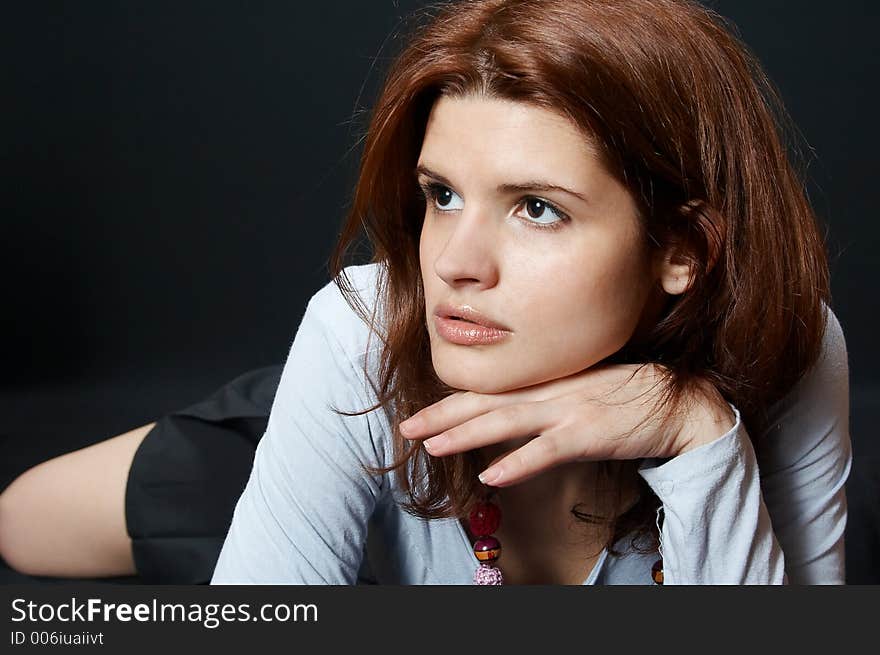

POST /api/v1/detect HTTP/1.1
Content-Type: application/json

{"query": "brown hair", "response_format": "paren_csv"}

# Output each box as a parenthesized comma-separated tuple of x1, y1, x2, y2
(328, 0, 831, 554)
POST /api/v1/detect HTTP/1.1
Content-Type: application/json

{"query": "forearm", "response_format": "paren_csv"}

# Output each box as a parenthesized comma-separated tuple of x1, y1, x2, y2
(640, 405, 786, 584)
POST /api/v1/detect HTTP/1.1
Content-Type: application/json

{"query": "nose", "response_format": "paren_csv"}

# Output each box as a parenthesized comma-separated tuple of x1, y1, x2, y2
(431, 204, 500, 290)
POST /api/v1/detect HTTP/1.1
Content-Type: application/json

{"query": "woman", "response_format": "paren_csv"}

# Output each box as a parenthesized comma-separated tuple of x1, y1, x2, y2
(0, 0, 850, 584)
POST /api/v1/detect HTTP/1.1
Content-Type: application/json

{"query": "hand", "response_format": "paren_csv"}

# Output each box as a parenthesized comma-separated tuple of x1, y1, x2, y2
(398, 363, 736, 487)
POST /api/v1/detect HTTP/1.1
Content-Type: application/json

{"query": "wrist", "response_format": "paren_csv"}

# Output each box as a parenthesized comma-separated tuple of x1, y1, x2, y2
(673, 396, 737, 456)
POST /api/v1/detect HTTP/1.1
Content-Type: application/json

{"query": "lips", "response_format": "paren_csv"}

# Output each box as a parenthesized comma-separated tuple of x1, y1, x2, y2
(432, 303, 512, 346)
(433, 303, 511, 331)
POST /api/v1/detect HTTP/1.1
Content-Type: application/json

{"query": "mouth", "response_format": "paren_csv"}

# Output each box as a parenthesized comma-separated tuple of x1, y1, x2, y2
(433, 303, 511, 331)
(432, 303, 512, 346)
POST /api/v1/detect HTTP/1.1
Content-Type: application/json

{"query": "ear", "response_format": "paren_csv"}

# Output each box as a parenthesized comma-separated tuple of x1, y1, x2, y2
(653, 247, 695, 296)
(652, 200, 724, 296)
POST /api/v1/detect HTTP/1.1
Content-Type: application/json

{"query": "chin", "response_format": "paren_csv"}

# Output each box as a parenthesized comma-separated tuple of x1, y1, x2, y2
(432, 357, 535, 394)
(441, 376, 509, 394)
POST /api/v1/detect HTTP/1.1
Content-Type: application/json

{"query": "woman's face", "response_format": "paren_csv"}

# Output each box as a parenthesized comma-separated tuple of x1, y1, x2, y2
(418, 94, 662, 393)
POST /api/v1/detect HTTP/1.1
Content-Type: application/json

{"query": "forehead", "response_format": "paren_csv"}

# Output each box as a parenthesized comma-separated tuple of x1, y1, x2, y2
(419, 94, 601, 180)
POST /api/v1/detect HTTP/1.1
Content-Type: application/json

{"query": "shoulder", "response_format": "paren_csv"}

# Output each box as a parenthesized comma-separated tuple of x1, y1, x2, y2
(766, 303, 849, 425)
(304, 262, 385, 359)
(757, 302, 851, 471)
(272, 261, 393, 466)
(809, 303, 849, 391)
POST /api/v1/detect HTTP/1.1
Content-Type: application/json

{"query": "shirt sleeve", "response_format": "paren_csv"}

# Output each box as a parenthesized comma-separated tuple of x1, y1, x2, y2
(638, 406, 787, 584)
(752, 306, 852, 584)
(637, 305, 852, 585)
(210, 292, 387, 584)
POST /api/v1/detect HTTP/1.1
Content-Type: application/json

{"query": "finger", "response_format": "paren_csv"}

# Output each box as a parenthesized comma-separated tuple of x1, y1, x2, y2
(399, 364, 647, 439)
(421, 400, 556, 456)
(399, 390, 514, 439)
(476, 428, 586, 487)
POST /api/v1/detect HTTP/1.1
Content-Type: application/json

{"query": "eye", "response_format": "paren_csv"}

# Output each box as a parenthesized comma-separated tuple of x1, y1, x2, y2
(421, 182, 464, 212)
(514, 197, 568, 228)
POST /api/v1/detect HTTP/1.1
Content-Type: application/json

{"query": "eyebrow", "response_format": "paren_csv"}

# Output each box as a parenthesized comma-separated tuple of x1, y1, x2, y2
(415, 164, 589, 204)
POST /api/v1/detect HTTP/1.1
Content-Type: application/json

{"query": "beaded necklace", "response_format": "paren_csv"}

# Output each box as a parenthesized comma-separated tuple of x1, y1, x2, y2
(466, 489, 665, 585)
(468, 490, 505, 584)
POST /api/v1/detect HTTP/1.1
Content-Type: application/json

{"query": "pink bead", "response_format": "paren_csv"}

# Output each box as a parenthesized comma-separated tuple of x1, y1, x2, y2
(473, 563, 504, 585)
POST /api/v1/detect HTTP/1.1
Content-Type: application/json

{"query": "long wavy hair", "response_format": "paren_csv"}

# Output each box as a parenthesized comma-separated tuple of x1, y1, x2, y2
(327, 0, 831, 554)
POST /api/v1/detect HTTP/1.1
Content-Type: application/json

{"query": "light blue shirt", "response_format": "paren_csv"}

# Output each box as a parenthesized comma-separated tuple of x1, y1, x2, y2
(211, 263, 851, 584)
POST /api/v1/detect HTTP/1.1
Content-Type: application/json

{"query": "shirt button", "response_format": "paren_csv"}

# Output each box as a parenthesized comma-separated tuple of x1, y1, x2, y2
(658, 481, 674, 495)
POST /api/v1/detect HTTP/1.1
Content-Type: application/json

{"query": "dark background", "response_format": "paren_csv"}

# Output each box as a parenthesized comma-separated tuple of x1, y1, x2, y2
(2, 1, 877, 581)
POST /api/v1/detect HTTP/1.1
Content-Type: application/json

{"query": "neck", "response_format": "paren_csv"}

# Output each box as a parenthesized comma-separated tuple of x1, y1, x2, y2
(468, 449, 640, 585)
(476, 442, 638, 544)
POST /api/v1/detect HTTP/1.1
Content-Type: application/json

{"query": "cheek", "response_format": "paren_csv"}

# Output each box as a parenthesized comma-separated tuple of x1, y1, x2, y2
(514, 244, 653, 355)
(419, 223, 434, 294)
(418, 214, 436, 275)
(419, 215, 444, 308)
(521, 233, 647, 310)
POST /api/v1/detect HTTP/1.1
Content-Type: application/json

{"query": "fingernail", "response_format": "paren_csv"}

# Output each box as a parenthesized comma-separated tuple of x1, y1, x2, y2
(423, 434, 447, 453)
(478, 467, 503, 485)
